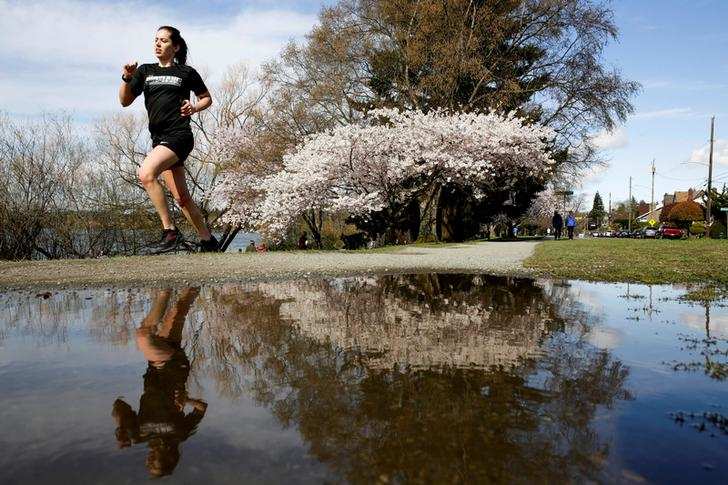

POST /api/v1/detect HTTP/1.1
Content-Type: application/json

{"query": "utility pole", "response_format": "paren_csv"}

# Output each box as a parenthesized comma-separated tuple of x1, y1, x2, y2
(628, 176, 633, 232)
(651, 159, 656, 215)
(706, 116, 715, 237)
(608, 192, 612, 227)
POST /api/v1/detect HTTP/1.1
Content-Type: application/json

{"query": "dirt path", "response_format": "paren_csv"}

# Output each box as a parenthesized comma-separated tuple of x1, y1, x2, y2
(0, 241, 540, 290)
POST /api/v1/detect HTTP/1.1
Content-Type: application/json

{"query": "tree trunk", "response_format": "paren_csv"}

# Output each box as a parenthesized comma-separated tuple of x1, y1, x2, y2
(405, 198, 421, 242)
(302, 209, 323, 249)
(436, 186, 480, 242)
(219, 224, 242, 252)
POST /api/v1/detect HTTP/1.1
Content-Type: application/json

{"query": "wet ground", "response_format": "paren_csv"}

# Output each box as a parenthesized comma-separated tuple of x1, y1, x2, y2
(1, 274, 727, 484)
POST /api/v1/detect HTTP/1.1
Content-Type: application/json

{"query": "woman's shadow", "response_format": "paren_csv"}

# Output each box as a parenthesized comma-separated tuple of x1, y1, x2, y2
(112, 287, 207, 478)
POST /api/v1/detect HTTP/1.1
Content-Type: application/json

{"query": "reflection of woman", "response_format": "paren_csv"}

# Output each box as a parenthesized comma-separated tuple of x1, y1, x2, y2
(112, 287, 207, 478)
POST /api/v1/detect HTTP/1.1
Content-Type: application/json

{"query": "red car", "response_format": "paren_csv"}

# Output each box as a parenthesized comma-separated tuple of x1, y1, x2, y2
(659, 226, 685, 239)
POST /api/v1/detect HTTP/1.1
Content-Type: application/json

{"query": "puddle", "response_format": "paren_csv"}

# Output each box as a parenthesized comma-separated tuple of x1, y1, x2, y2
(1, 274, 727, 483)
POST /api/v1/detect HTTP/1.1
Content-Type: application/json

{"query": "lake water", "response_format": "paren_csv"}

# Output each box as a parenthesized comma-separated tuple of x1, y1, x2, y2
(1, 274, 726, 483)
(219, 231, 260, 252)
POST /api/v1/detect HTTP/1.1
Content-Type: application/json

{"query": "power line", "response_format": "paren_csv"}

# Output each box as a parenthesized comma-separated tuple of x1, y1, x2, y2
(655, 172, 708, 182)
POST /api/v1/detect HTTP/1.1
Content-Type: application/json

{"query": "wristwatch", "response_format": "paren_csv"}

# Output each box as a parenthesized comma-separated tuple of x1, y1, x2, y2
(122, 74, 132, 83)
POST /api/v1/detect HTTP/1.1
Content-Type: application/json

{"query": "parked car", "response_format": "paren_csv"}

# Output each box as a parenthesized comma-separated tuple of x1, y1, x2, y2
(658, 226, 685, 239)
(642, 228, 658, 238)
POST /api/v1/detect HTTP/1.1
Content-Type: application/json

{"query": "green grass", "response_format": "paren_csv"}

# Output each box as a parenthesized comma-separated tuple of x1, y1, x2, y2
(523, 239, 728, 286)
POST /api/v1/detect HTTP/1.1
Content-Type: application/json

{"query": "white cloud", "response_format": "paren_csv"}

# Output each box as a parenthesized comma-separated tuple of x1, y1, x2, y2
(689, 139, 728, 166)
(678, 312, 728, 339)
(590, 127, 628, 150)
(0, 0, 318, 118)
(581, 163, 609, 183)
(585, 326, 623, 350)
(633, 107, 694, 119)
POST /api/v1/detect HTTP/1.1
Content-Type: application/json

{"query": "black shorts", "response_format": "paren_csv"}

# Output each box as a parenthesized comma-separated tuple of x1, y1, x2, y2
(152, 131, 194, 168)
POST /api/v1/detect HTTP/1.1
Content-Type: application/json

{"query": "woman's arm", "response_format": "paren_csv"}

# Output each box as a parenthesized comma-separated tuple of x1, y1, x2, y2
(181, 91, 212, 117)
(119, 62, 139, 107)
(119, 82, 136, 107)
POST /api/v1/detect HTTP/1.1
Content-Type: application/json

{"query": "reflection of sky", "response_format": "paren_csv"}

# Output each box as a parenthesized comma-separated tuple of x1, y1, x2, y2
(678, 312, 728, 339)
(585, 326, 623, 350)
(559, 281, 728, 366)
(554, 280, 728, 483)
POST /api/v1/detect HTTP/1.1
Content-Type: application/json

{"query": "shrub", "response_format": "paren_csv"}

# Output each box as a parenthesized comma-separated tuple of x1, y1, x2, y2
(690, 222, 705, 236)
(659, 203, 676, 222)
(667, 200, 704, 229)
(710, 221, 727, 239)
(669, 200, 704, 222)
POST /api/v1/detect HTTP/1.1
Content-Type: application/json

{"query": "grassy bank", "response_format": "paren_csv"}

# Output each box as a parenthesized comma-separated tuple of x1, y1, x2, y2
(523, 239, 728, 286)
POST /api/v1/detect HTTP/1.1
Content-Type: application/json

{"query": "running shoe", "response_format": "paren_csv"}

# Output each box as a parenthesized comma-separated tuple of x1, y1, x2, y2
(199, 235, 220, 253)
(147, 228, 182, 254)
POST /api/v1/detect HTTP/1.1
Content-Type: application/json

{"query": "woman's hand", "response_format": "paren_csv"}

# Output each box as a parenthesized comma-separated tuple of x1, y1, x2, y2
(122, 61, 137, 81)
(180, 100, 196, 117)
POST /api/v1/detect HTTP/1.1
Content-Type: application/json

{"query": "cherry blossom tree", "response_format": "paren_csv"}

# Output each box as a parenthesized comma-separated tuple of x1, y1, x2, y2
(212, 108, 555, 243)
(526, 188, 560, 220)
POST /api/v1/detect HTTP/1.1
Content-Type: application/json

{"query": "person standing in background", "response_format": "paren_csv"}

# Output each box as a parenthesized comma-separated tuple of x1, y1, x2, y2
(552, 211, 563, 240)
(566, 211, 577, 240)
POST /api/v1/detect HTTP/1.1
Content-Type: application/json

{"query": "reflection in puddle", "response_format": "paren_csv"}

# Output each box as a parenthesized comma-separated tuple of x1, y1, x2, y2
(204, 275, 629, 483)
(1, 275, 727, 483)
(112, 288, 207, 477)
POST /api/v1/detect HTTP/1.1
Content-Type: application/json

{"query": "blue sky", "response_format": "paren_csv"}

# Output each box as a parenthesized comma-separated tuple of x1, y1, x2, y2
(594, 0, 728, 207)
(1, 0, 727, 208)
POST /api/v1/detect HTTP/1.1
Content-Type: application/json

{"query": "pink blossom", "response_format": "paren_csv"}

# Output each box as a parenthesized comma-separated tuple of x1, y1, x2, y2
(213, 108, 556, 240)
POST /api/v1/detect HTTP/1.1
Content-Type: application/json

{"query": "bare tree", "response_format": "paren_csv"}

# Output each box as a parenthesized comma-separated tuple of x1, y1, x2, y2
(0, 112, 162, 260)
(0, 113, 84, 259)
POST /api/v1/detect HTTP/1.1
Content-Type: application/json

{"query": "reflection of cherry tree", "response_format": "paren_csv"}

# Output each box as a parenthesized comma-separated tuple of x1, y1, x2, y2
(197, 275, 630, 483)
(253, 274, 557, 370)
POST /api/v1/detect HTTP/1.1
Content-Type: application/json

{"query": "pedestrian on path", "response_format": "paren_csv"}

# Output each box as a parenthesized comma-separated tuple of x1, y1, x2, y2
(552, 211, 563, 240)
(566, 211, 577, 240)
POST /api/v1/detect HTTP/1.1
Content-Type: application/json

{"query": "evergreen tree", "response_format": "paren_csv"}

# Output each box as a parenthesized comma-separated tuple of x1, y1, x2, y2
(704, 183, 728, 221)
(589, 192, 606, 226)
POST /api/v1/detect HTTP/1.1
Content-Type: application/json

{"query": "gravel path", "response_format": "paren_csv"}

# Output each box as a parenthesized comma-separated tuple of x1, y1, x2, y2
(0, 241, 539, 290)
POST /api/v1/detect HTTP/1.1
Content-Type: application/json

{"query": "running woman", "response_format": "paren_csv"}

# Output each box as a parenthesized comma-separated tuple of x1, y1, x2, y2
(119, 26, 218, 253)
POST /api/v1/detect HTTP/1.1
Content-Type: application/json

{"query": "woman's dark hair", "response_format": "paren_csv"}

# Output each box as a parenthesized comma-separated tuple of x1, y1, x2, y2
(158, 25, 187, 65)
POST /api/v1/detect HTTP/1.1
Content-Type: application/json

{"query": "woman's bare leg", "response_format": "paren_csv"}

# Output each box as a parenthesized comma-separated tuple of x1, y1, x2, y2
(162, 166, 212, 240)
(140, 289, 173, 331)
(137, 146, 181, 230)
(158, 287, 200, 342)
